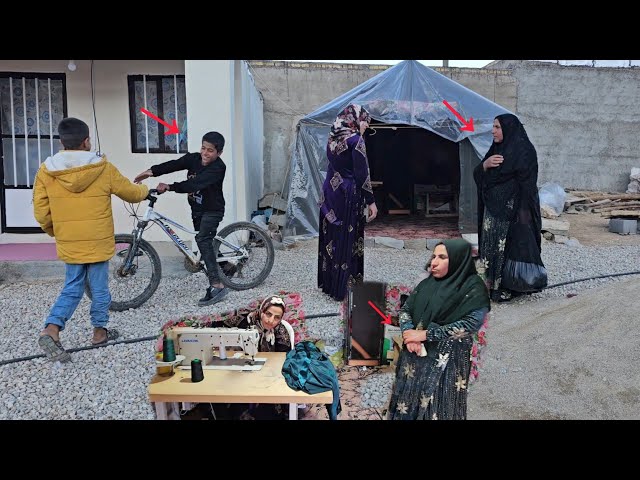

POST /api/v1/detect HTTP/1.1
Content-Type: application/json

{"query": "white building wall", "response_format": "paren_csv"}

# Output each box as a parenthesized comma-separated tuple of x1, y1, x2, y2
(185, 60, 236, 231)
(235, 60, 264, 221)
(2, 59, 265, 243)
(0, 59, 190, 242)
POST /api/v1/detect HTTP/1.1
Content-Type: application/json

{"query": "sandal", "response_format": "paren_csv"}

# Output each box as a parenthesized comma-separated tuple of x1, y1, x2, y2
(490, 289, 513, 303)
(38, 334, 72, 363)
(91, 327, 120, 346)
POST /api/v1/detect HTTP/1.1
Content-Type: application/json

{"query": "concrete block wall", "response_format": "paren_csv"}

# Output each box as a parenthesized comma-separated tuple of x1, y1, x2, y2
(251, 60, 640, 195)
(491, 61, 640, 192)
(247, 61, 516, 195)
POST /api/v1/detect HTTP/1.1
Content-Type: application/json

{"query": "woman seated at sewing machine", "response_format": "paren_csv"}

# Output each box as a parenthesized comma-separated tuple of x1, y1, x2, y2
(211, 295, 291, 353)
(211, 295, 292, 420)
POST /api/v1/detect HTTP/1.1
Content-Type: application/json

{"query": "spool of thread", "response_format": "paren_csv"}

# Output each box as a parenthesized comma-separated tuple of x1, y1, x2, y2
(191, 359, 204, 383)
(162, 337, 176, 362)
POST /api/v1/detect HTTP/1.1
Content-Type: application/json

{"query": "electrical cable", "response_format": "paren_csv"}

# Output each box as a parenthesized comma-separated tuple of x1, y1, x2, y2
(90, 60, 101, 155)
(1, 313, 340, 366)
(7, 271, 640, 367)
(545, 270, 640, 289)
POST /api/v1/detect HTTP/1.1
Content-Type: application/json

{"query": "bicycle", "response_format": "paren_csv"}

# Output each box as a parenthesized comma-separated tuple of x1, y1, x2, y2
(85, 189, 275, 311)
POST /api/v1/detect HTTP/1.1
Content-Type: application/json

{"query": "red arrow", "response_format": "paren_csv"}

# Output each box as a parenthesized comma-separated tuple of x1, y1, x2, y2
(442, 100, 474, 132)
(140, 108, 180, 135)
(368, 300, 392, 324)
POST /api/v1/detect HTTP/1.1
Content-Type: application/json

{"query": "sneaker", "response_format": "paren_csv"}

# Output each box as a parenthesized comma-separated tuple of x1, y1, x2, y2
(198, 286, 228, 306)
(38, 334, 72, 363)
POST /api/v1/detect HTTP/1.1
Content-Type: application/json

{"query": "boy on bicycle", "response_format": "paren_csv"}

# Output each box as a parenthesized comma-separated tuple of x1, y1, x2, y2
(33, 117, 149, 362)
(134, 131, 229, 307)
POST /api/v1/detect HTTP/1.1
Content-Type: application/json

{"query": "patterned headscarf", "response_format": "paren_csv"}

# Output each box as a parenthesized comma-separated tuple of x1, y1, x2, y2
(255, 295, 286, 346)
(328, 104, 371, 156)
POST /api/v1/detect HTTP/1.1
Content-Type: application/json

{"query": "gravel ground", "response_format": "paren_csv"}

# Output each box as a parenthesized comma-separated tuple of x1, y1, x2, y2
(1, 239, 639, 419)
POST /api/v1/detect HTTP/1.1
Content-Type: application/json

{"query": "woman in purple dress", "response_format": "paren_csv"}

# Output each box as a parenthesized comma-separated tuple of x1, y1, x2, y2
(318, 104, 378, 301)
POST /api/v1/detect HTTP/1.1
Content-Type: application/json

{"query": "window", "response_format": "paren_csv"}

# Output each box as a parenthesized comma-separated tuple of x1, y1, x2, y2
(127, 75, 188, 154)
(0, 73, 66, 187)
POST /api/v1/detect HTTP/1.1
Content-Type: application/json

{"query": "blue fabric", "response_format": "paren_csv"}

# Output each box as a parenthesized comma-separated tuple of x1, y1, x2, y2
(45, 261, 110, 330)
(282, 341, 342, 420)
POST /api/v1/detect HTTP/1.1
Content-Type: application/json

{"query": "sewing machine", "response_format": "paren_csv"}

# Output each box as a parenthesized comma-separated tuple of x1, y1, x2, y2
(170, 327, 266, 371)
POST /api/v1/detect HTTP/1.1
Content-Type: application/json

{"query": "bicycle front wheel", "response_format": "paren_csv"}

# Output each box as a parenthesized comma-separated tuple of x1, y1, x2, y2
(84, 234, 162, 311)
(212, 222, 275, 290)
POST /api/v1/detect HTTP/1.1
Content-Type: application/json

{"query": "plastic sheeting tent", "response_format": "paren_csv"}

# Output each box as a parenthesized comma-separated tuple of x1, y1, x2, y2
(284, 60, 511, 237)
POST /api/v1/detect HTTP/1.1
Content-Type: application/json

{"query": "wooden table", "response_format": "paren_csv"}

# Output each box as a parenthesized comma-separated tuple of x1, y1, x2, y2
(148, 352, 334, 420)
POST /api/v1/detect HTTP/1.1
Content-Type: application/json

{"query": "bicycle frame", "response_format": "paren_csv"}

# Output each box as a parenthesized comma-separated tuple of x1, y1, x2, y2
(143, 208, 200, 264)
(120, 196, 249, 273)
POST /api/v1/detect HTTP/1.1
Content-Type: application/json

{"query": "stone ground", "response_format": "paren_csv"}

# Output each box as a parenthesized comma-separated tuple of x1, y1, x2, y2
(303, 212, 640, 420)
(563, 212, 640, 246)
(1, 211, 638, 420)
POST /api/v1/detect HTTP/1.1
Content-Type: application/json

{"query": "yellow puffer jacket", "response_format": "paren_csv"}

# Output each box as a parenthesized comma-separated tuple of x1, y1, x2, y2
(33, 152, 149, 264)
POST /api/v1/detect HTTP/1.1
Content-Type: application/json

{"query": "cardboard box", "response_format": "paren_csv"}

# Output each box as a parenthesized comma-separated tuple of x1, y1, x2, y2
(389, 335, 404, 367)
(381, 325, 402, 365)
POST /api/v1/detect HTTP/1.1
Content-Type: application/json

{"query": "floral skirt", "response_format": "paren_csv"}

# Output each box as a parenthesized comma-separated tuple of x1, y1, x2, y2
(387, 337, 473, 420)
(478, 209, 511, 295)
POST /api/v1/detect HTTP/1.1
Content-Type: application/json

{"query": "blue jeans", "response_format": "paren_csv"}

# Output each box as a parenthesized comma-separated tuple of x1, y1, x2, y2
(45, 262, 111, 331)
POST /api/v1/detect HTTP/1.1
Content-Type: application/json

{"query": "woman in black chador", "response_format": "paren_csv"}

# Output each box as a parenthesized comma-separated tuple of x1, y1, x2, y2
(473, 114, 547, 302)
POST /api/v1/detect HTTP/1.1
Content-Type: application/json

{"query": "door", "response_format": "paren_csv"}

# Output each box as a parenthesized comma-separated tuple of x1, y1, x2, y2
(345, 281, 387, 366)
(0, 73, 67, 233)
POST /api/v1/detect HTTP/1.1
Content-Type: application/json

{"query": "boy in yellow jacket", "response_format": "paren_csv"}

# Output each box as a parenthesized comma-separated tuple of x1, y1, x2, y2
(33, 117, 149, 362)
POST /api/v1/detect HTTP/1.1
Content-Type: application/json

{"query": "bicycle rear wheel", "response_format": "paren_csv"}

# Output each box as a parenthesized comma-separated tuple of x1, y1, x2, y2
(84, 234, 162, 311)
(212, 222, 274, 290)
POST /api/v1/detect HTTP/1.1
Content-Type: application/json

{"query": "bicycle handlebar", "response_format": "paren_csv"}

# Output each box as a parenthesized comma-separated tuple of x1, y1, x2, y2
(146, 188, 164, 201)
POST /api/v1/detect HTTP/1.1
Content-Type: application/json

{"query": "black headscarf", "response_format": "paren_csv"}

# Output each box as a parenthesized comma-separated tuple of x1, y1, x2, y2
(406, 239, 490, 328)
(481, 114, 537, 189)
(474, 114, 542, 253)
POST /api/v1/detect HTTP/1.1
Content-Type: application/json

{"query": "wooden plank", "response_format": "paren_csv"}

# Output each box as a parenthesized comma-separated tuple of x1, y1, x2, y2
(425, 213, 458, 218)
(347, 359, 380, 366)
(388, 193, 405, 208)
(587, 199, 614, 207)
(388, 209, 410, 215)
(602, 210, 640, 218)
(580, 193, 640, 201)
(593, 202, 640, 213)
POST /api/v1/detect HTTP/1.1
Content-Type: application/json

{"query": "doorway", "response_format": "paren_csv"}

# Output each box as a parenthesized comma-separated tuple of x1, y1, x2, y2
(364, 124, 461, 239)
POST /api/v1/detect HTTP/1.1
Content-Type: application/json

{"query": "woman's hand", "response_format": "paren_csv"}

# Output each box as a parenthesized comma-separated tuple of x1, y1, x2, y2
(367, 202, 378, 223)
(134, 169, 153, 184)
(405, 341, 422, 354)
(483, 155, 503, 171)
(403, 329, 427, 343)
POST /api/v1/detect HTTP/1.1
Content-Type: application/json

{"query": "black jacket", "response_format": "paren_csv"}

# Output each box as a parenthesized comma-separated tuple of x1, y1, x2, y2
(151, 153, 226, 213)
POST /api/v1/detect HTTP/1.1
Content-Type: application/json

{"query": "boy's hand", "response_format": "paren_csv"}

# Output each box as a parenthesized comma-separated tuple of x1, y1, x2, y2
(134, 169, 153, 183)
(156, 183, 170, 193)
